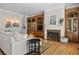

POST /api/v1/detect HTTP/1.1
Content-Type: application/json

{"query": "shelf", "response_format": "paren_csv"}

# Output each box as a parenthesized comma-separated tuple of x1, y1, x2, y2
(27, 14, 44, 38)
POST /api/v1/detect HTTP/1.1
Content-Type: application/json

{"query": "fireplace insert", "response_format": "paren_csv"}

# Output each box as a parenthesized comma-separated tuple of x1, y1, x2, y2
(47, 30, 60, 41)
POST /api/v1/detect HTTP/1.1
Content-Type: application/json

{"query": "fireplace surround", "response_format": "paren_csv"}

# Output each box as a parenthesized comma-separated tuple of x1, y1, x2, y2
(47, 30, 60, 41)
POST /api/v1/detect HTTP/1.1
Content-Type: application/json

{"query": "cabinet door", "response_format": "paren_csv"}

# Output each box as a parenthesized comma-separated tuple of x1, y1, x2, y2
(37, 16, 43, 31)
(67, 18, 73, 32)
(73, 17, 78, 32)
(27, 19, 31, 31)
(67, 17, 78, 42)
(72, 17, 78, 41)
(31, 18, 36, 31)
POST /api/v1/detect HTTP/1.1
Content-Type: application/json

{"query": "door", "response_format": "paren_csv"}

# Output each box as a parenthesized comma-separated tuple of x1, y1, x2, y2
(66, 17, 78, 42)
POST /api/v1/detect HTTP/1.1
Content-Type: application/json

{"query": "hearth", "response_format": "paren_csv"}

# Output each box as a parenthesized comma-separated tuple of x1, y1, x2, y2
(47, 30, 60, 41)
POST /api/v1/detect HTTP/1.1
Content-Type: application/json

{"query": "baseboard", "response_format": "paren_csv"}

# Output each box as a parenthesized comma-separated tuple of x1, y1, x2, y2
(0, 48, 6, 55)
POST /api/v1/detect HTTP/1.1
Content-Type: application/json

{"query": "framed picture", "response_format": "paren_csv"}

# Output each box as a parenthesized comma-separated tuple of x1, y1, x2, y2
(13, 22, 19, 27)
(50, 15, 56, 25)
(5, 21, 12, 28)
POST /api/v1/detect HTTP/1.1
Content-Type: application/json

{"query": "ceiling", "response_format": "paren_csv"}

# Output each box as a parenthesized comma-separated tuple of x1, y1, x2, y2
(0, 3, 78, 16)
(0, 3, 65, 16)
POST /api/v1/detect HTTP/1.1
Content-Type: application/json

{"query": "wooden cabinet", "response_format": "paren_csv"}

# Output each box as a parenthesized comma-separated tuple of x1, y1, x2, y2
(65, 7, 79, 42)
(27, 14, 44, 38)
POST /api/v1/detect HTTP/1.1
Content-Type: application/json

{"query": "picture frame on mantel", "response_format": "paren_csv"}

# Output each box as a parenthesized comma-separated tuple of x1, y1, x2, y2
(50, 15, 56, 25)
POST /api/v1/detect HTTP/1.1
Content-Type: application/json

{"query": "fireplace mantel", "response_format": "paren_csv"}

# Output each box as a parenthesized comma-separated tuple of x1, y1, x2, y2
(46, 25, 61, 30)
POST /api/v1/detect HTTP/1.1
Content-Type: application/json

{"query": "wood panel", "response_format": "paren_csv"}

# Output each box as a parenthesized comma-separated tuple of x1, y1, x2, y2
(27, 13, 44, 38)
(65, 7, 79, 42)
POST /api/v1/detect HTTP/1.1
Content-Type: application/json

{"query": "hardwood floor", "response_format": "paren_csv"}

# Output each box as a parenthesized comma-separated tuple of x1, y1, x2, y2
(0, 40, 79, 55)
(42, 41, 79, 55)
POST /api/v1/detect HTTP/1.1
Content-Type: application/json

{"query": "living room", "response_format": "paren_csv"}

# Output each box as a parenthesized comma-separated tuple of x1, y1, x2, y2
(0, 3, 79, 55)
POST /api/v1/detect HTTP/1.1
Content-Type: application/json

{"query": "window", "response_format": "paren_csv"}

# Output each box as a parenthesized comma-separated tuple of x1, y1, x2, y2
(50, 15, 56, 25)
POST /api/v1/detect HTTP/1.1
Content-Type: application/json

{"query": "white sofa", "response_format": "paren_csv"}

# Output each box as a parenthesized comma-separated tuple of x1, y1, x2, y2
(0, 31, 29, 55)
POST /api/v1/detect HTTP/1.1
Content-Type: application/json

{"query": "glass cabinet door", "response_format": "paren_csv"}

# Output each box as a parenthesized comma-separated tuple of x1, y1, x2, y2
(27, 23, 31, 31)
(32, 22, 36, 31)
(37, 16, 43, 31)
(68, 18, 72, 32)
(67, 17, 77, 32)
(31, 19, 36, 31)
(73, 17, 77, 32)
(27, 19, 31, 31)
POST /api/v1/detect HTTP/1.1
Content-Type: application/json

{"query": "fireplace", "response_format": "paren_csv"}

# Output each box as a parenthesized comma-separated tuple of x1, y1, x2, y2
(47, 30, 60, 41)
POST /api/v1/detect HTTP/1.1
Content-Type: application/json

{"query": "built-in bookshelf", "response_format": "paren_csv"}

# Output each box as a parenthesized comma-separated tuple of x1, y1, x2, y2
(27, 14, 44, 38)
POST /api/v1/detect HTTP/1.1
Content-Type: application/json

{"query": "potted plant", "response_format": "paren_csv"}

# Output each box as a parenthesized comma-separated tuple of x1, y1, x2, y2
(59, 18, 64, 26)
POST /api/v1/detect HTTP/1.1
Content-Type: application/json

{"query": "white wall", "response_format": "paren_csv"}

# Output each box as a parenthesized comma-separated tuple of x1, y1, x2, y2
(21, 15, 28, 34)
(0, 8, 28, 33)
(44, 6, 65, 39)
